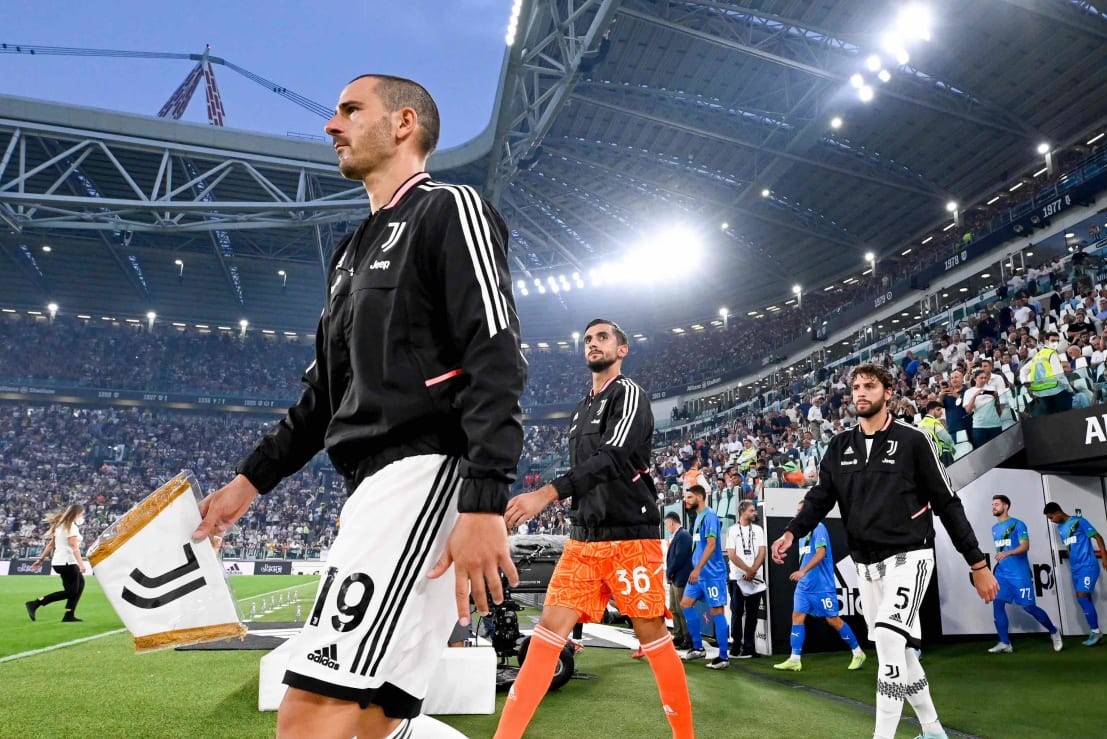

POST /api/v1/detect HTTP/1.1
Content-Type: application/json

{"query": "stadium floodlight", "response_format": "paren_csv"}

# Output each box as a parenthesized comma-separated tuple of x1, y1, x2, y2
(865, 54, 882, 72)
(42, 245, 52, 253)
(278, 269, 288, 287)
(865, 251, 875, 263)
(858, 85, 874, 102)
(792, 284, 801, 294)
(239, 319, 248, 329)
(624, 225, 702, 283)
(895, 49, 910, 66)
(721, 221, 729, 230)
(946, 200, 958, 212)
(849, 73, 865, 89)
(761, 188, 771, 197)
(719, 307, 729, 317)
(146, 311, 156, 321)
(830, 116, 843, 129)
(898, 4, 933, 41)
(46, 303, 58, 319)
(877, 69, 891, 83)
(174, 259, 183, 266)
(517, 279, 526, 289)
(505, 0, 523, 46)
(1037, 142, 1050, 155)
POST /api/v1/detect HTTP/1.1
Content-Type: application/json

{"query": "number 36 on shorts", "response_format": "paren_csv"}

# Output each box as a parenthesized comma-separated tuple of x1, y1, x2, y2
(615, 566, 653, 595)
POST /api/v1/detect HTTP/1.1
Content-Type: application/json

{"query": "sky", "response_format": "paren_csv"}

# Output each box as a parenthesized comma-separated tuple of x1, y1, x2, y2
(1, 0, 511, 149)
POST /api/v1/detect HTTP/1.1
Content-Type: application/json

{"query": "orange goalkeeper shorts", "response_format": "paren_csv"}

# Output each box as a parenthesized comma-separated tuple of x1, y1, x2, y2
(545, 539, 668, 623)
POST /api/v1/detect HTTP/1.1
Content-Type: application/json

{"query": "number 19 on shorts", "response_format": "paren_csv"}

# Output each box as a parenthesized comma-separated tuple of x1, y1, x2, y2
(616, 566, 652, 595)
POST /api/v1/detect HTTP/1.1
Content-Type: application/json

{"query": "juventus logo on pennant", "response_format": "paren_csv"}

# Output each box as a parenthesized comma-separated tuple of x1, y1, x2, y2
(121, 543, 207, 610)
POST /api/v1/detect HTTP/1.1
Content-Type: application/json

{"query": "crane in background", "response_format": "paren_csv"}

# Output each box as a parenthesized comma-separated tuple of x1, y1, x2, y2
(0, 42, 331, 125)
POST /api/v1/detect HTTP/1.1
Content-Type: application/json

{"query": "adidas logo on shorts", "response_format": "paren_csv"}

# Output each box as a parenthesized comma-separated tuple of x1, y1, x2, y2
(888, 612, 903, 623)
(637, 599, 648, 611)
(308, 644, 340, 670)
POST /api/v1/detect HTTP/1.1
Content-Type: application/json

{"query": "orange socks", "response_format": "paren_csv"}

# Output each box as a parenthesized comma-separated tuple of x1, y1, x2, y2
(641, 633, 695, 739)
(493, 625, 566, 739)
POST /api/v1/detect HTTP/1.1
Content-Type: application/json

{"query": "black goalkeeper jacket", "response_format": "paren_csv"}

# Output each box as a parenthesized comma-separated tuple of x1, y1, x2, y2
(785, 416, 985, 566)
(237, 173, 526, 514)
(552, 374, 660, 541)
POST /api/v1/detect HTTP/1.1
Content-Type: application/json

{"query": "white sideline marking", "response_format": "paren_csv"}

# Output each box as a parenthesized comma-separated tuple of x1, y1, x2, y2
(0, 580, 315, 664)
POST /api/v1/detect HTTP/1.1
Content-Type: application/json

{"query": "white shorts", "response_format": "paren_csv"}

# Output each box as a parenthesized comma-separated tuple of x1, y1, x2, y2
(856, 549, 934, 648)
(283, 454, 461, 718)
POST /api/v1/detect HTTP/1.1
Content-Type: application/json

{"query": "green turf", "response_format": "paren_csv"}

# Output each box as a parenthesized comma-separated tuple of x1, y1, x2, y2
(3, 576, 1096, 738)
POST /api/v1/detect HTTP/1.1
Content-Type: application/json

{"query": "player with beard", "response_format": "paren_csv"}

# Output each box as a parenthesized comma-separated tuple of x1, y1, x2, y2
(772, 363, 998, 739)
(495, 319, 694, 739)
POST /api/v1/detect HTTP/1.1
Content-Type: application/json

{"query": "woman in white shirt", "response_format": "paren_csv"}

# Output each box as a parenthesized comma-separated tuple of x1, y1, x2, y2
(26, 504, 88, 622)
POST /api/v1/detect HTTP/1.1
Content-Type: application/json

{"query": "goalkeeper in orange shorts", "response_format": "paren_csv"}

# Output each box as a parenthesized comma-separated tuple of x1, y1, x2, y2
(496, 319, 693, 739)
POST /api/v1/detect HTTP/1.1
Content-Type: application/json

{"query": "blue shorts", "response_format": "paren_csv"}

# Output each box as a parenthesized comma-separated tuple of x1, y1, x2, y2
(684, 577, 728, 608)
(997, 579, 1036, 606)
(1072, 566, 1100, 595)
(794, 590, 839, 618)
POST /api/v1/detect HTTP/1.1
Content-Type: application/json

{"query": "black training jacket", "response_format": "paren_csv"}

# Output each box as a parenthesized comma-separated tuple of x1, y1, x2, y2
(785, 417, 984, 566)
(551, 374, 660, 541)
(237, 173, 526, 514)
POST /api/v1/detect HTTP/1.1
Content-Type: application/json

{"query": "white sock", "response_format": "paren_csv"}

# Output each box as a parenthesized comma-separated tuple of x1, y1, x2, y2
(904, 646, 941, 733)
(853, 647, 865, 656)
(872, 627, 908, 738)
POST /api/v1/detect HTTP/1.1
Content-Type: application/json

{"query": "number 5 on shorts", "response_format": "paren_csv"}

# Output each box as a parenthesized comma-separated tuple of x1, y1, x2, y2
(616, 566, 652, 595)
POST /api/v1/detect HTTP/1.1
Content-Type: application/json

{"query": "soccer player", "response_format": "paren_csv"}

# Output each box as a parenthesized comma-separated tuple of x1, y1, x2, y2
(192, 75, 526, 739)
(987, 495, 1062, 653)
(774, 500, 865, 672)
(679, 484, 731, 669)
(495, 319, 693, 739)
(1044, 502, 1106, 646)
(772, 363, 998, 739)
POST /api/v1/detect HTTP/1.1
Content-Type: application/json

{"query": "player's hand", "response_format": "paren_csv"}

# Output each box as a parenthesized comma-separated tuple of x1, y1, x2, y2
(789, 570, 803, 582)
(971, 567, 999, 603)
(192, 474, 258, 543)
(771, 531, 794, 564)
(504, 485, 558, 530)
(688, 569, 700, 584)
(427, 513, 519, 626)
(994, 552, 1005, 563)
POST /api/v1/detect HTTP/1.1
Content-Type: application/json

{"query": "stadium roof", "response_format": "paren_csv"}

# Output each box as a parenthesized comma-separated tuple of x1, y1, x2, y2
(3, 0, 1107, 337)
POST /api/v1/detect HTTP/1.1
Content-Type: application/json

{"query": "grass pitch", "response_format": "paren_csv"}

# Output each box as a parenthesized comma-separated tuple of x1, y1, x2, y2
(1, 575, 1096, 738)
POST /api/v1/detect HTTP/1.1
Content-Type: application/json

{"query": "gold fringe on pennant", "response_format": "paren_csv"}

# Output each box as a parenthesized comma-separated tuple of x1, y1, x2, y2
(134, 621, 248, 653)
(88, 474, 194, 567)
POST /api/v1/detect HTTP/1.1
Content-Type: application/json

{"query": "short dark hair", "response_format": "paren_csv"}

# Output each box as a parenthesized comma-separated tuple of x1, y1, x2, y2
(992, 494, 1011, 508)
(850, 362, 894, 390)
(1043, 502, 1063, 515)
(686, 484, 706, 497)
(350, 74, 440, 155)
(738, 500, 756, 513)
(664, 512, 681, 525)
(926, 400, 943, 412)
(1045, 331, 1060, 341)
(585, 318, 628, 346)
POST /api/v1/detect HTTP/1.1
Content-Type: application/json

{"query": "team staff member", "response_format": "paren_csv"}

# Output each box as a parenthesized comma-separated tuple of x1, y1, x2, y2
(497, 319, 693, 739)
(772, 363, 998, 739)
(193, 74, 526, 739)
(725, 500, 766, 659)
(987, 495, 1061, 653)
(664, 511, 694, 651)
(26, 504, 88, 623)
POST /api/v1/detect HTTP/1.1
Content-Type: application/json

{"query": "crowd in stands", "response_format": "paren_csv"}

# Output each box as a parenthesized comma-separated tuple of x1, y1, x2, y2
(0, 317, 309, 397)
(2, 255, 1105, 555)
(0, 404, 337, 560)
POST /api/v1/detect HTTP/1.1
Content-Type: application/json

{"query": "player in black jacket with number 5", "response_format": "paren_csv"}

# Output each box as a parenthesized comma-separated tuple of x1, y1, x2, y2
(772, 363, 997, 739)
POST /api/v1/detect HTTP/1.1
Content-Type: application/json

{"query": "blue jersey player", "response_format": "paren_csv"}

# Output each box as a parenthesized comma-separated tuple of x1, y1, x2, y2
(986, 495, 1061, 653)
(1045, 502, 1107, 646)
(774, 500, 865, 672)
(680, 484, 731, 669)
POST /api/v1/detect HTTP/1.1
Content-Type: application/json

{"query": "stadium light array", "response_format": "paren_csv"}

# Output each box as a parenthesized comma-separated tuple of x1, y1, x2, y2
(858, 86, 874, 103)
(1037, 142, 1051, 155)
(877, 69, 891, 83)
(1089, 133, 1105, 145)
(761, 188, 771, 197)
(505, 0, 523, 46)
(42, 245, 52, 253)
(830, 116, 843, 129)
(865, 55, 882, 72)
(946, 200, 958, 212)
(721, 222, 729, 230)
